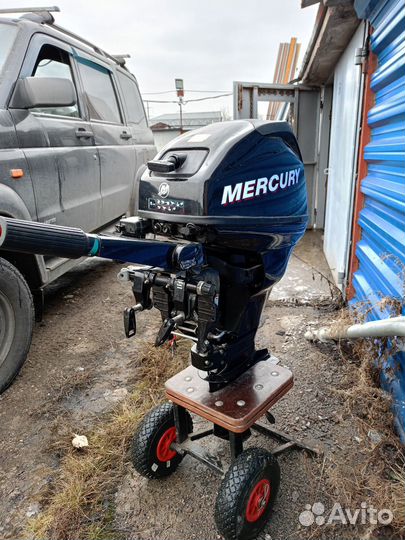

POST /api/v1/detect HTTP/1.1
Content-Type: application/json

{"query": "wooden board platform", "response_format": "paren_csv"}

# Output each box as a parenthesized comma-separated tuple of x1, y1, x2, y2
(165, 361, 293, 433)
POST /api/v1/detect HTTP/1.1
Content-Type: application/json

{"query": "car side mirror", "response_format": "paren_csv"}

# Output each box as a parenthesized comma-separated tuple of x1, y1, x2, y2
(10, 77, 76, 109)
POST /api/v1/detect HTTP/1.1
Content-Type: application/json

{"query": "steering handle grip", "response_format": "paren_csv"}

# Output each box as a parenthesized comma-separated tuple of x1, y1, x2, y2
(0, 217, 94, 259)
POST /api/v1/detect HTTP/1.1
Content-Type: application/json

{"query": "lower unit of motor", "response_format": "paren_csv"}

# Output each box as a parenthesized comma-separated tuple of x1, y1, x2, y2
(131, 360, 321, 540)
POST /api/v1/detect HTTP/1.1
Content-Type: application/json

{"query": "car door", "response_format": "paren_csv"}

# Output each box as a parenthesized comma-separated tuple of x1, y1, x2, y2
(75, 54, 134, 225)
(9, 34, 101, 231)
(115, 69, 156, 212)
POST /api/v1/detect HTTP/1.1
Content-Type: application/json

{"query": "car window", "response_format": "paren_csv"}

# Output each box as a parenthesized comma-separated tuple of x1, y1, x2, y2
(0, 22, 18, 76)
(77, 59, 122, 124)
(117, 72, 147, 127)
(31, 44, 80, 118)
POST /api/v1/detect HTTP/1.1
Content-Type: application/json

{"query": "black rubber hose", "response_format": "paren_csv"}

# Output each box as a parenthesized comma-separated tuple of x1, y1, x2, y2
(0, 217, 95, 259)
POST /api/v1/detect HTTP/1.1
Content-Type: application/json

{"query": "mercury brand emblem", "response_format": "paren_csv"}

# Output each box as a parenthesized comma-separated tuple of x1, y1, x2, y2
(158, 182, 170, 198)
(221, 167, 301, 205)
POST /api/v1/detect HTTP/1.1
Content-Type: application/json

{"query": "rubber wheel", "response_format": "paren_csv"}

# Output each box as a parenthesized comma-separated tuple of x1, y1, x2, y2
(214, 448, 280, 540)
(131, 402, 192, 479)
(0, 257, 34, 393)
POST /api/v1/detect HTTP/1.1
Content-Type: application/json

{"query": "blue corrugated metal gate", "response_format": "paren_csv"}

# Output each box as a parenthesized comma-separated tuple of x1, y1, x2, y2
(354, 0, 405, 441)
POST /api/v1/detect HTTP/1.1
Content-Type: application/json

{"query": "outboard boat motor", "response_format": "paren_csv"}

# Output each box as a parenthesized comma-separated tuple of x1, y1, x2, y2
(0, 120, 312, 540)
(0, 120, 307, 391)
(123, 120, 307, 389)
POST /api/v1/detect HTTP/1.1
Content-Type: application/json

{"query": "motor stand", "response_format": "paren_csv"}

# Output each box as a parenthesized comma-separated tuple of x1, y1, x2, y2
(171, 404, 321, 477)
(166, 361, 321, 475)
(131, 360, 322, 540)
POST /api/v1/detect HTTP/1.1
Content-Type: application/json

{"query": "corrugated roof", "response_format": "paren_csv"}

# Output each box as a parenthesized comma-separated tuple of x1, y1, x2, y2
(149, 111, 223, 129)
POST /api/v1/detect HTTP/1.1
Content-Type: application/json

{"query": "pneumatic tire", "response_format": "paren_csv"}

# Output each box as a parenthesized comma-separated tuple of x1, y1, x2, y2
(0, 257, 34, 393)
(215, 448, 280, 540)
(131, 402, 192, 479)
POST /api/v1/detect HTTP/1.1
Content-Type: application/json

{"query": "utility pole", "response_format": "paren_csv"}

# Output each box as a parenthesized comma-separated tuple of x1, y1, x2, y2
(146, 101, 150, 123)
(179, 97, 184, 133)
(175, 78, 184, 133)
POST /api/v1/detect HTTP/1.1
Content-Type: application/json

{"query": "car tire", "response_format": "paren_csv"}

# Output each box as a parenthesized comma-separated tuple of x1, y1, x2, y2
(0, 257, 34, 393)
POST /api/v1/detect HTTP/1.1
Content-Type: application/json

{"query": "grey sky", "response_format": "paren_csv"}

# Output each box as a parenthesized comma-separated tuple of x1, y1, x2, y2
(10, 1, 318, 119)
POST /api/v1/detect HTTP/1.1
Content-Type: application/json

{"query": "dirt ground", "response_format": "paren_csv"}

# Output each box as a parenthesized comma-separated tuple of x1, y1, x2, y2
(0, 232, 397, 539)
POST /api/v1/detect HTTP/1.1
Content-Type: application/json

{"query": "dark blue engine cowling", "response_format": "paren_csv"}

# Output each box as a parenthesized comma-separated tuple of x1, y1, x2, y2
(136, 119, 308, 388)
(138, 120, 308, 288)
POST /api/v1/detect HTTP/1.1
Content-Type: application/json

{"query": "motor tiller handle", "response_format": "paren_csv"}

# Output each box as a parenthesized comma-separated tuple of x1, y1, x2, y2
(0, 217, 204, 271)
(0, 217, 94, 259)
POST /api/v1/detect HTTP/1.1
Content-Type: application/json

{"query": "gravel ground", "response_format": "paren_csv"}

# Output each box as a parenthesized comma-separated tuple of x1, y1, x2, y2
(0, 232, 368, 539)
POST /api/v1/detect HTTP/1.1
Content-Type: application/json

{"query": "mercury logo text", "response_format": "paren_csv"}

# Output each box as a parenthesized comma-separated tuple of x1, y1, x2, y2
(221, 168, 301, 205)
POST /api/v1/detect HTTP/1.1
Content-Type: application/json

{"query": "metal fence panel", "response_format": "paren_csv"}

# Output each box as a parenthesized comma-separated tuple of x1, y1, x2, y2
(353, 0, 405, 441)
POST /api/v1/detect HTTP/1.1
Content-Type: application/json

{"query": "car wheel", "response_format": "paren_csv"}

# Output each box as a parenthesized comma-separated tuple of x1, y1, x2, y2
(0, 257, 34, 393)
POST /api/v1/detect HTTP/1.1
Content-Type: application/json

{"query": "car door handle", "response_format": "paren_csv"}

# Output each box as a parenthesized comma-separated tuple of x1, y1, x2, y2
(120, 131, 132, 140)
(75, 128, 94, 139)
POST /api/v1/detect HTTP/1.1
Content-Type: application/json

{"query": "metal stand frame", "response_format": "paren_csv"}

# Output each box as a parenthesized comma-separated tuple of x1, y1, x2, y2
(171, 404, 321, 476)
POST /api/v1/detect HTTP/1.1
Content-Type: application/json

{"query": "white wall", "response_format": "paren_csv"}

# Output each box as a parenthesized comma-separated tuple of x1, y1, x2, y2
(323, 23, 365, 287)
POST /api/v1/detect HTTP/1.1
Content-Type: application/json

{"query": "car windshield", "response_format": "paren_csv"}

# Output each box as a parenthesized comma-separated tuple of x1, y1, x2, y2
(0, 22, 18, 75)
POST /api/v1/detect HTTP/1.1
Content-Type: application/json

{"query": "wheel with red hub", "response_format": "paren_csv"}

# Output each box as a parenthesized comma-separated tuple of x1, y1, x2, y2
(131, 402, 192, 479)
(214, 448, 280, 540)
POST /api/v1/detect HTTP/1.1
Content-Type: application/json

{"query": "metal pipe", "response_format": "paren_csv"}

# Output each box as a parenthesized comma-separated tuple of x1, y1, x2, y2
(305, 316, 405, 342)
(0, 6, 60, 14)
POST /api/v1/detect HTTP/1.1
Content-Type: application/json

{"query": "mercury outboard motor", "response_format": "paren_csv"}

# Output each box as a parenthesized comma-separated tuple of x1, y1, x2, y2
(127, 120, 307, 389)
(0, 120, 307, 391)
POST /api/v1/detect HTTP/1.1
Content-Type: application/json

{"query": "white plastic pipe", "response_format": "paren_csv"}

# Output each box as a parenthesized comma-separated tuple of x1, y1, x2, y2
(305, 316, 405, 342)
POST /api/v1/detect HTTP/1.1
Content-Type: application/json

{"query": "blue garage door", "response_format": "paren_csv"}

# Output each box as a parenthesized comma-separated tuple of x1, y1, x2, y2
(354, 0, 405, 441)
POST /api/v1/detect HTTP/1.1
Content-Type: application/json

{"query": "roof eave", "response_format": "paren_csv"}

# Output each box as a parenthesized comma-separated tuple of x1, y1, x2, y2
(299, 1, 361, 85)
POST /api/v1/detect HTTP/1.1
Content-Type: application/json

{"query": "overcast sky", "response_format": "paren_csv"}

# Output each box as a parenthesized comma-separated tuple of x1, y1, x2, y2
(11, 0, 318, 120)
